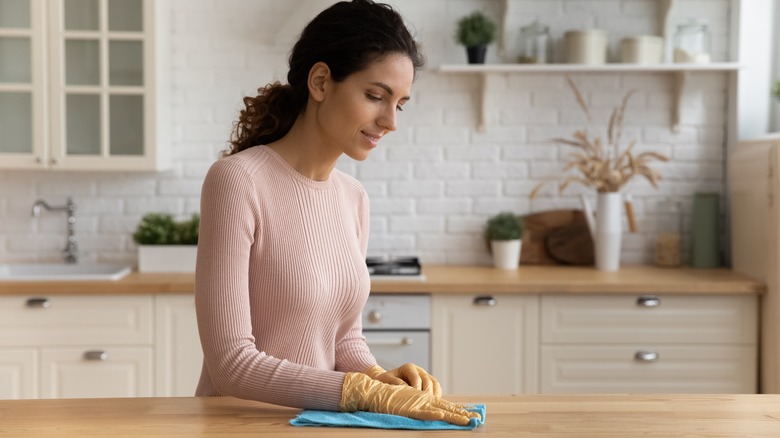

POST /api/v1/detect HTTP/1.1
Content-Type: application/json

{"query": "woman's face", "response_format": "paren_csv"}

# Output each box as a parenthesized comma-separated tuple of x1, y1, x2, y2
(316, 53, 415, 161)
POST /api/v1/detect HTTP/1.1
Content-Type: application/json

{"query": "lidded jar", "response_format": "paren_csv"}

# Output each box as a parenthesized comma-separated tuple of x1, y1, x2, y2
(517, 20, 551, 63)
(654, 198, 683, 267)
(673, 18, 711, 63)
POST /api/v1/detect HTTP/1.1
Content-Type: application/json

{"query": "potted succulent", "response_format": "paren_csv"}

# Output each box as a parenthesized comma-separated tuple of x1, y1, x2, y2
(455, 10, 497, 64)
(133, 213, 199, 273)
(484, 212, 524, 270)
(773, 79, 780, 102)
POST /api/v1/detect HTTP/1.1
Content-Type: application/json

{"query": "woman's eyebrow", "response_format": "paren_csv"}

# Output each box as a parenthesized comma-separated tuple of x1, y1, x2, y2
(370, 82, 410, 100)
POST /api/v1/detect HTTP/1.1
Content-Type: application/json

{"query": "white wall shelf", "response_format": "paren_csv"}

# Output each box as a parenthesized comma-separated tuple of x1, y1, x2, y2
(437, 63, 742, 132)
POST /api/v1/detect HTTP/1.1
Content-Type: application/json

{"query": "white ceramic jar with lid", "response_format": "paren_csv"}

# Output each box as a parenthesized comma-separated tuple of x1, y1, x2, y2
(673, 18, 711, 63)
(564, 29, 608, 64)
(619, 35, 663, 64)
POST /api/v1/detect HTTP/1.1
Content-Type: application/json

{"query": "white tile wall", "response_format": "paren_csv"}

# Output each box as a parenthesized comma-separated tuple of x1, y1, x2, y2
(0, 0, 732, 267)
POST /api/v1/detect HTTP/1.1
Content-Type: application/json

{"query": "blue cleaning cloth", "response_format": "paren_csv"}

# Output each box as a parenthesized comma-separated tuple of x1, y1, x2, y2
(290, 403, 485, 430)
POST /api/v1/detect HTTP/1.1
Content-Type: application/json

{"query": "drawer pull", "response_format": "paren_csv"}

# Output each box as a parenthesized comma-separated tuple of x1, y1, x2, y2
(473, 296, 497, 306)
(636, 296, 661, 307)
(634, 351, 659, 362)
(25, 297, 51, 308)
(366, 337, 414, 347)
(83, 351, 109, 361)
(368, 310, 382, 323)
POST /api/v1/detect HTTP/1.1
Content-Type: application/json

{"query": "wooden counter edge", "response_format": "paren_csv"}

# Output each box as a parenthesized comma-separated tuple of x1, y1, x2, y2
(0, 265, 766, 296)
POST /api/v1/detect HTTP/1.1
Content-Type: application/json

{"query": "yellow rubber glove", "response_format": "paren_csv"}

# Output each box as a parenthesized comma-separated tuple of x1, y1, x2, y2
(340, 372, 480, 426)
(364, 364, 442, 398)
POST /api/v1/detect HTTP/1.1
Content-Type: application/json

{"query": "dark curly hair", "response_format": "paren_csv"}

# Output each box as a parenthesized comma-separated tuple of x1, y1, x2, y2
(224, 0, 425, 156)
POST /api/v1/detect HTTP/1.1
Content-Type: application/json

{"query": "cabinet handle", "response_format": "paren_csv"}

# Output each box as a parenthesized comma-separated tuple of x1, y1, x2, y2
(25, 297, 51, 308)
(368, 310, 382, 323)
(473, 295, 497, 306)
(366, 337, 414, 347)
(83, 351, 109, 361)
(634, 351, 659, 362)
(636, 295, 661, 307)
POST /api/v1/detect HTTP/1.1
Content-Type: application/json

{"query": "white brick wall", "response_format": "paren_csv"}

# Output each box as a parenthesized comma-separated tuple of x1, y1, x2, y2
(0, 0, 732, 267)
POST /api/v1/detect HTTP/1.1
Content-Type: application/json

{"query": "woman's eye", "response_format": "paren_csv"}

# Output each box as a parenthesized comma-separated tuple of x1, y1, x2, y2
(366, 94, 382, 102)
(396, 105, 404, 112)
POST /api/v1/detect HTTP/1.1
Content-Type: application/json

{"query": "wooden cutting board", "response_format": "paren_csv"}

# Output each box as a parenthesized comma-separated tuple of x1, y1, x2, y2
(520, 209, 594, 265)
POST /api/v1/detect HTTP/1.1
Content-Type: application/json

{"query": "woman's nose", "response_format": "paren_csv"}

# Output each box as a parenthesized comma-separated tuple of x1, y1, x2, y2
(378, 107, 397, 132)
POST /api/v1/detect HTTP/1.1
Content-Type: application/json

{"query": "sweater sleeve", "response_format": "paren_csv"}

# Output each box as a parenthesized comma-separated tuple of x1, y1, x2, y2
(195, 158, 346, 410)
(334, 186, 377, 373)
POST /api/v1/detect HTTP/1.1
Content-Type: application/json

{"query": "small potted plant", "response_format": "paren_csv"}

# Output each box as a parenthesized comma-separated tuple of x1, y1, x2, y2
(484, 212, 524, 270)
(133, 212, 199, 273)
(455, 10, 497, 64)
(773, 79, 780, 102)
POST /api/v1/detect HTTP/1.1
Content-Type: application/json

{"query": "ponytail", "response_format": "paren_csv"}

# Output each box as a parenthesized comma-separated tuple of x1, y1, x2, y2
(224, 82, 307, 156)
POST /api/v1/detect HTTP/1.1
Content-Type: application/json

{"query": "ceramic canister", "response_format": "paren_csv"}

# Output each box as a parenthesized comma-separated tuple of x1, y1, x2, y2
(564, 29, 608, 64)
(619, 35, 663, 64)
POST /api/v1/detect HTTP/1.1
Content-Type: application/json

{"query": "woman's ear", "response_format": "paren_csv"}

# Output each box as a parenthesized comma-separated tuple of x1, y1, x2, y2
(308, 62, 330, 102)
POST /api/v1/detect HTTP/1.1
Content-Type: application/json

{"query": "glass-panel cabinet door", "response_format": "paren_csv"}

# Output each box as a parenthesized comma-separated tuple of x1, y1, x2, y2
(0, 0, 45, 167)
(49, 0, 148, 169)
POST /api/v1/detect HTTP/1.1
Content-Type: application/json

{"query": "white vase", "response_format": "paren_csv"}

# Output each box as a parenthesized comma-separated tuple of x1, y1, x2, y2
(594, 192, 623, 271)
(137, 245, 198, 273)
(490, 240, 522, 270)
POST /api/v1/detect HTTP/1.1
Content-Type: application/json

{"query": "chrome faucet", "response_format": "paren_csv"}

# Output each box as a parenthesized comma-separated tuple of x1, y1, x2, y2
(32, 197, 78, 264)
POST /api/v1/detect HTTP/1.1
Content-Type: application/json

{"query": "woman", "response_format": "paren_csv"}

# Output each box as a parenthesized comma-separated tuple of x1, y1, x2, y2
(195, 0, 478, 426)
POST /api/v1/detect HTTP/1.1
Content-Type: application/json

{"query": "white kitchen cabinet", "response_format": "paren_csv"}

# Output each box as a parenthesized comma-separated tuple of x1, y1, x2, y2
(154, 294, 202, 397)
(431, 294, 539, 395)
(0, 0, 170, 171)
(539, 294, 758, 394)
(0, 294, 153, 399)
(0, 349, 37, 399)
(40, 346, 152, 398)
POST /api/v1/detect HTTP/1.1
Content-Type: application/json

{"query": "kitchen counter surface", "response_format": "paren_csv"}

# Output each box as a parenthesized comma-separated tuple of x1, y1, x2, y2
(0, 265, 764, 296)
(1, 394, 779, 437)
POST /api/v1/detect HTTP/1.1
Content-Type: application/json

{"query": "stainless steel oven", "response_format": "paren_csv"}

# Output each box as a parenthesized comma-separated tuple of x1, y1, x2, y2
(362, 294, 430, 371)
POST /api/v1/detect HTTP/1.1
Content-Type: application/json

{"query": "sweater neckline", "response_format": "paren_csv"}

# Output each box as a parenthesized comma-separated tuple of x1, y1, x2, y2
(259, 146, 333, 190)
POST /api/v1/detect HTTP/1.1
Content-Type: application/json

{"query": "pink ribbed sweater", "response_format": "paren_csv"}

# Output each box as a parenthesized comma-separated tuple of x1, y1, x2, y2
(194, 146, 376, 411)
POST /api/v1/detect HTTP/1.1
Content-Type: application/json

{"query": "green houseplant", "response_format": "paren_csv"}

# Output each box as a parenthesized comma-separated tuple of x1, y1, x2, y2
(484, 212, 524, 270)
(133, 213, 200, 272)
(455, 10, 497, 64)
(773, 79, 780, 102)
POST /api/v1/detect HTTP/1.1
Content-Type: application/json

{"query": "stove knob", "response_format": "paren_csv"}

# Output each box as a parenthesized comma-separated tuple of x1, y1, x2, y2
(368, 310, 382, 323)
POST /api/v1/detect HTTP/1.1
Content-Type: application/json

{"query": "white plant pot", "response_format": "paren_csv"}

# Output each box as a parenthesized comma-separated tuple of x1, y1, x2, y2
(490, 239, 522, 270)
(137, 245, 197, 273)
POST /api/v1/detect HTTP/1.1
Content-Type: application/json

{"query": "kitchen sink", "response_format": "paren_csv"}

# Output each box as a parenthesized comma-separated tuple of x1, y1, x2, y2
(0, 263, 132, 281)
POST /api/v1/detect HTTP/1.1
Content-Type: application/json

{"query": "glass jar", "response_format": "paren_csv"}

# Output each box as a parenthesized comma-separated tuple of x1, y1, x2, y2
(673, 18, 711, 63)
(654, 199, 683, 267)
(517, 20, 551, 64)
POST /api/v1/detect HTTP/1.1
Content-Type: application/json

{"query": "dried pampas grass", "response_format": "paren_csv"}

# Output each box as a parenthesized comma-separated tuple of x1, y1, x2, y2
(530, 77, 669, 198)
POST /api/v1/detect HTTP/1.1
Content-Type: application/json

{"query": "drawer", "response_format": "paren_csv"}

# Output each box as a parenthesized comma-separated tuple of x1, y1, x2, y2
(541, 295, 757, 344)
(363, 294, 430, 330)
(0, 295, 153, 346)
(364, 331, 429, 371)
(540, 345, 757, 394)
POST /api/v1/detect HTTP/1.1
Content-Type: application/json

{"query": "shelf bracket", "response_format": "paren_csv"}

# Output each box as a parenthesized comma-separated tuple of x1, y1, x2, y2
(671, 71, 687, 133)
(478, 72, 488, 132)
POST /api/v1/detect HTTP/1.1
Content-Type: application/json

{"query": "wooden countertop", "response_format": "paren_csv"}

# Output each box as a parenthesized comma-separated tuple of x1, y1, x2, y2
(0, 265, 764, 296)
(1, 395, 779, 437)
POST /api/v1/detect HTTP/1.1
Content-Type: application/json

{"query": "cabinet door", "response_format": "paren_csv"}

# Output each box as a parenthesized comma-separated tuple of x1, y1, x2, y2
(0, 295, 153, 347)
(0, 348, 37, 399)
(44, 0, 169, 171)
(154, 295, 202, 397)
(40, 346, 152, 398)
(0, 0, 47, 168)
(540, 345, 757, 394)
(431, 294, 539, 395)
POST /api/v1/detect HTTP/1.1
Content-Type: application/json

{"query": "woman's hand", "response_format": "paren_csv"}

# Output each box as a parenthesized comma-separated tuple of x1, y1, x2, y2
(364, 363, 442, 398)
(341, 372, 478, 426)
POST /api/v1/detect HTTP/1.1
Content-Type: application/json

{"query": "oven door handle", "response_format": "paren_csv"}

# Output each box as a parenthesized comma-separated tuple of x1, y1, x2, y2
(366, 337, 415, 346)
